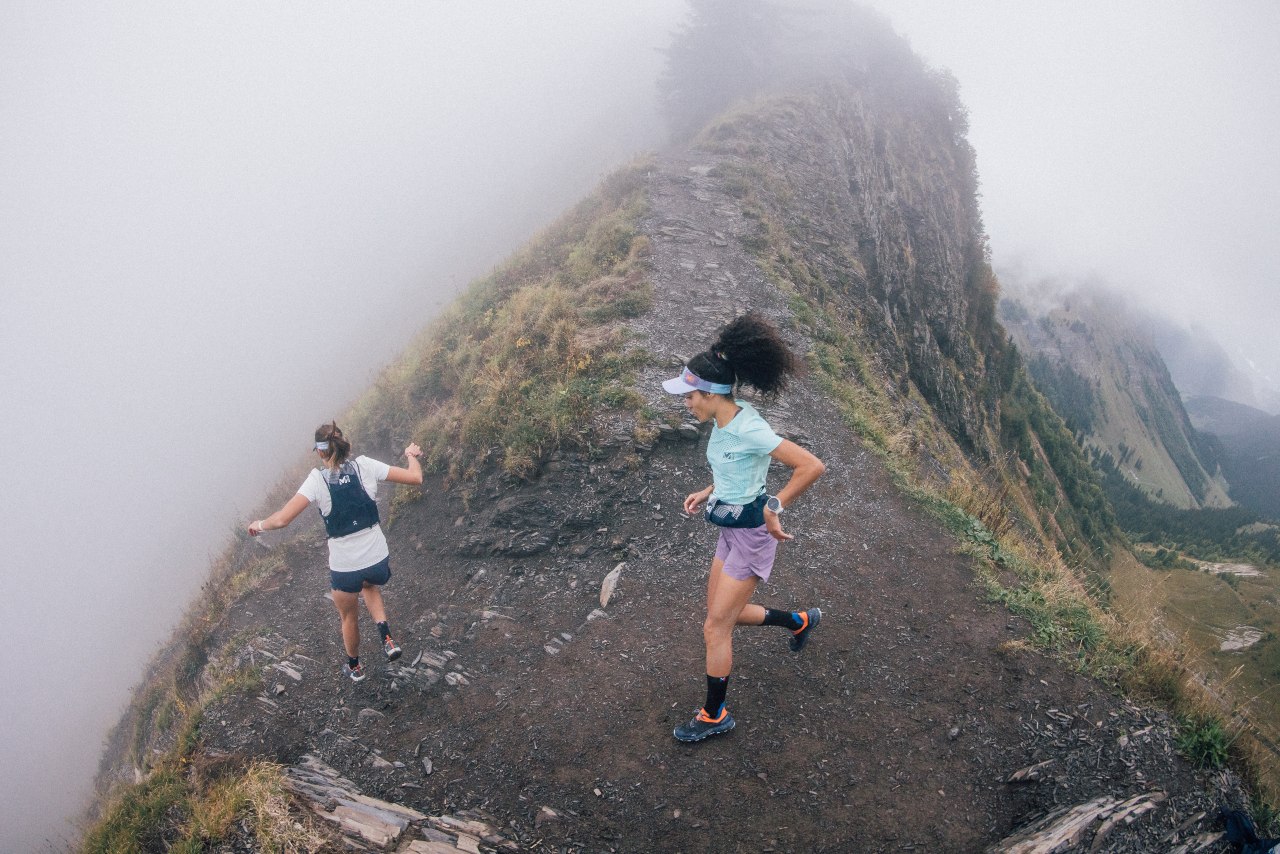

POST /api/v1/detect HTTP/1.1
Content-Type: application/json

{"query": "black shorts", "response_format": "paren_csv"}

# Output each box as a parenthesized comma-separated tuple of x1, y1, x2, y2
(329, 556, 392, 593)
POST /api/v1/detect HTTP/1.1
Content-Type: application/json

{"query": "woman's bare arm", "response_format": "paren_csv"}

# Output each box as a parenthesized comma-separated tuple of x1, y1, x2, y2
(384, 442, 424, 485)
(762, 440, 826, 541)
(249, 493, 311, 536)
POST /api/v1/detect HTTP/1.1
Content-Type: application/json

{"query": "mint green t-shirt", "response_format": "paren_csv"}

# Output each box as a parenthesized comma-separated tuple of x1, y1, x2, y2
(706, 400, 784, 505)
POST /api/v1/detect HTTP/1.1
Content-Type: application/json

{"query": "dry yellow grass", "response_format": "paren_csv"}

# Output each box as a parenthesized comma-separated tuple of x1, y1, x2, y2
(238, 762, 335, 854)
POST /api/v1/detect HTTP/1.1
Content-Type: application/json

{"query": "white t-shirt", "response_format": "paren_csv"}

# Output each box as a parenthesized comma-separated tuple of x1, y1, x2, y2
(297, 455, 392, 572)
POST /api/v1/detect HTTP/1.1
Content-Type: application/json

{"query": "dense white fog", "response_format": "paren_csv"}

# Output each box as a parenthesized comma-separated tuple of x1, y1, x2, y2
(0, 3, 685, 848)
(5, 1, 1279, 848)
(874, 0, 1280, 399)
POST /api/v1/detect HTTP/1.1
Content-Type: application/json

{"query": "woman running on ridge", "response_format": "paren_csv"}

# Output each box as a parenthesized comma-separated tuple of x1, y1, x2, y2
(662, 313, 826, 742)
(248, 422, 423, 682)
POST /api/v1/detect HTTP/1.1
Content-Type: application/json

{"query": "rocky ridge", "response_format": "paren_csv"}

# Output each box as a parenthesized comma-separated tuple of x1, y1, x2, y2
(164, 147, 1259, 852)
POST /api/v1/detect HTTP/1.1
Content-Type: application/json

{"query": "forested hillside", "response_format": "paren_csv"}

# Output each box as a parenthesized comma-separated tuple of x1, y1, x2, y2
(1000, 288, 1230, 511)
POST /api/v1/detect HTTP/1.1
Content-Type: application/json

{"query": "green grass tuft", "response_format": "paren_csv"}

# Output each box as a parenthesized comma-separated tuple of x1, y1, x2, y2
(1175, 713, 1232, 769)
(83, 769, 187, 854)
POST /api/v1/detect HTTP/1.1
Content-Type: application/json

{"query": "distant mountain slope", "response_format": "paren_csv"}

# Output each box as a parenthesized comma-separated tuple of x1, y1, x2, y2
(1185, 394, 1276, 439)
(1186, 394, 1280, 519)
(1000, 289, 1231, 510)
(1139, 314, 1265, 410)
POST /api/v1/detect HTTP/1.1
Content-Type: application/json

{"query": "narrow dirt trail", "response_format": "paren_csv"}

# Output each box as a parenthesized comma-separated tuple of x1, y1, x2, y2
(199, 151, 1233, 853)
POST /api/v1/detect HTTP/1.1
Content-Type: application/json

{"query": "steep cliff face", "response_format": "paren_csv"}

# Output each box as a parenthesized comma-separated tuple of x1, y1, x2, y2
(659, 2, 1107, 560)
(685, 80, 1117, 564)
(1001, 288, 1231, 510)
(699, 76, 998, 454)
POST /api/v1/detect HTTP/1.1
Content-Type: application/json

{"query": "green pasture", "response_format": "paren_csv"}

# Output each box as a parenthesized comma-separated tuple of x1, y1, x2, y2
(1111, 552, 1280, 754)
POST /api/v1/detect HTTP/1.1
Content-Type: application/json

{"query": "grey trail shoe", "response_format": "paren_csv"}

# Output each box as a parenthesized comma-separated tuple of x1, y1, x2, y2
(383, 636, 402, 662)
(673, 707, 736, 742)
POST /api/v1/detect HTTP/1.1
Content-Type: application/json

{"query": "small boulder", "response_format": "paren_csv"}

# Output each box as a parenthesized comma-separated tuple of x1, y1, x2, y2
(600, 562, 625, 608)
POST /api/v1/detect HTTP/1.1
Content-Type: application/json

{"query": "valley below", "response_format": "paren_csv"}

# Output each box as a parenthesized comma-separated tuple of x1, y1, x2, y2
(1110, 549, 1280, 777)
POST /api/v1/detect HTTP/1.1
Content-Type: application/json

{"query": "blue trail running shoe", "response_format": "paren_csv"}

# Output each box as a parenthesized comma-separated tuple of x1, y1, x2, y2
(789, 608, 822, 652)
(673, 707, 736, 742)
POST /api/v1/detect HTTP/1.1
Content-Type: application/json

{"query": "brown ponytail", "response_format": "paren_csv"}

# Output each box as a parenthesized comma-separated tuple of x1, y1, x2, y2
(314, 421, 352, 468)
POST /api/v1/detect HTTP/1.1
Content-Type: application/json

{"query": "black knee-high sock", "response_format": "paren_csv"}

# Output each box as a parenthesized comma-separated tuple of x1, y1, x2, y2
(761, 608, 803, 630)
(704, 675, 729, 717)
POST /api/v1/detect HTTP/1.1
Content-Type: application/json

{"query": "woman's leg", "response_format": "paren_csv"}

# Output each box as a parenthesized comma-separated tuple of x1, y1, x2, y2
(713, 535, 815, 644)
(706, 559, 766, 625)
(705, 556, 726, 606)
(360, 582, 388, 623)
(674, 559, 759, 741)
(703, 562, 760, 678)
(331, 590, 361, 658)
(361, 581, 401, 659)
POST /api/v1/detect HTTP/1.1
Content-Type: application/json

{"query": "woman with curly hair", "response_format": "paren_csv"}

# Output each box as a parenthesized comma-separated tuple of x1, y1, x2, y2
(248, 422, 423, 682)
(662, 313, 826, 742)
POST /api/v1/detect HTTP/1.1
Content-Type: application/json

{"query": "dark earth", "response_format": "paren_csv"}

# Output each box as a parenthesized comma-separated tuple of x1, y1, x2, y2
(196, 150, 1249, 852)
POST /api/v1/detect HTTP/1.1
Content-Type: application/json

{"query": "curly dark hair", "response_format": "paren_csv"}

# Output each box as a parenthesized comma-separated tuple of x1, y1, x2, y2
(686, 313, 800, 395)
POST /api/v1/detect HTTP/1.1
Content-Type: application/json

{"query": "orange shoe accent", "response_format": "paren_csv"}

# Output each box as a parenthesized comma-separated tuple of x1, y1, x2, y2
(791, 611, 809, 635)
(697, 707, 729, 724)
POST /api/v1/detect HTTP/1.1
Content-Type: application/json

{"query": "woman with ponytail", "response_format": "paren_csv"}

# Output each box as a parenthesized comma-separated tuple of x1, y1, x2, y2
(248, 422, 423, 682)
(662, 313, 826, 742)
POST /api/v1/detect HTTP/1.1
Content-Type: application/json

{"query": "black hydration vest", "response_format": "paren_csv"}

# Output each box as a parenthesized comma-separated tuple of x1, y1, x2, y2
(319, 461, 380, 538)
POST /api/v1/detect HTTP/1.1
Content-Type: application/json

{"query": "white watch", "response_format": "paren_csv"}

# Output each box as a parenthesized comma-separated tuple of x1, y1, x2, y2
(765, 495, 783, 514)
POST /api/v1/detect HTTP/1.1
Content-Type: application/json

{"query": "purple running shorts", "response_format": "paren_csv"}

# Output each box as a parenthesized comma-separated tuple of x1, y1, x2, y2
(714, 525, 779, 582)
